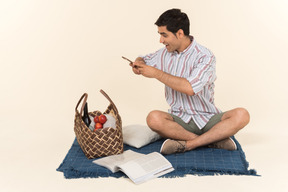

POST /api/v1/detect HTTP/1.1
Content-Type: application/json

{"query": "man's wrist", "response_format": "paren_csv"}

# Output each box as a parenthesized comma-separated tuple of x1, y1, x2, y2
(155, 70, 165, 81)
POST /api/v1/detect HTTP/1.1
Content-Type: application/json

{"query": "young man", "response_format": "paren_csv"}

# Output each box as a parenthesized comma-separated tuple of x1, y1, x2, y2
(130, 9, 250, 155)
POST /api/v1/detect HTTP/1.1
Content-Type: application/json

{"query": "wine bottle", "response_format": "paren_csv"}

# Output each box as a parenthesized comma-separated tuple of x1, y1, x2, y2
(82, 102, 91, 127)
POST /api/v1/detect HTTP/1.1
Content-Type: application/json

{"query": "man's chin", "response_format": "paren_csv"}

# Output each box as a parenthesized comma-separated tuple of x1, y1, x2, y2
(165, 47, 174, 53)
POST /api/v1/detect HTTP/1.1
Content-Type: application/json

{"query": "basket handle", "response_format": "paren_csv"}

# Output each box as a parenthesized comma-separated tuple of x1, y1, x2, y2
(75, 90, 118, 115)
(75, 93, 88, 115)
(100, 89, 119, 114)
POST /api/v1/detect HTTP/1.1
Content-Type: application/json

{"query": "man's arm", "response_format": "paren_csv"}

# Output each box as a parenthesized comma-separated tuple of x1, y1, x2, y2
(132, 58, 195, 96)
(157, 70, 195, 96)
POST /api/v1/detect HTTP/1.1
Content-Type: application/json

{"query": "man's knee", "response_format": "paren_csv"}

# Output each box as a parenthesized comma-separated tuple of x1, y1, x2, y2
(234, 107, 250, 128)
(146, 110, 168, 131)
(146, 110, 161, 129)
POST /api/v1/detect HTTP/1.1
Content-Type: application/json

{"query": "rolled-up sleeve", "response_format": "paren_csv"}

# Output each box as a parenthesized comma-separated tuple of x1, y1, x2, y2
(187, 54, 216, 95)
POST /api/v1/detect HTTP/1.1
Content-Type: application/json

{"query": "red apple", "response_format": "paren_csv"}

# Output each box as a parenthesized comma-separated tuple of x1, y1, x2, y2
(95, 122, 103, 129)
(94, 116, 100, 123)
(99, 114, 107, 124)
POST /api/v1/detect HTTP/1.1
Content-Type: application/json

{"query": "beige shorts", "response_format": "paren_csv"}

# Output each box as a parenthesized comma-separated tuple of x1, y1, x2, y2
(171, 113, 224, 135)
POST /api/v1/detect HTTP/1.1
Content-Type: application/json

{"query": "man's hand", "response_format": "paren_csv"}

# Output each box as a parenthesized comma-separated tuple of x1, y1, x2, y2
(130, 57, 143, 75)
(132, 61, 163, 79)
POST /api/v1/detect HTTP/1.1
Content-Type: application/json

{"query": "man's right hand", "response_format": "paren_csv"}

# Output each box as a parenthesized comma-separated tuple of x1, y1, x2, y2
(130, 57, 145, 75)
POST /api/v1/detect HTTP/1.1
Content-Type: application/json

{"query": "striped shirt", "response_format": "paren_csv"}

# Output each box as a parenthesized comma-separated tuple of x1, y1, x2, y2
(142, 36, 221, 129)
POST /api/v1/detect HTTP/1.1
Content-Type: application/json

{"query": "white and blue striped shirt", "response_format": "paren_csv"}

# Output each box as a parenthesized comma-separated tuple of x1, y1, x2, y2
(143, 37, 221, 129)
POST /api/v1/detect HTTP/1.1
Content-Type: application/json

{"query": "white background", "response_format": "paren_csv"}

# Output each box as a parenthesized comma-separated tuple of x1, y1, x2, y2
(0, 0, 287, 191)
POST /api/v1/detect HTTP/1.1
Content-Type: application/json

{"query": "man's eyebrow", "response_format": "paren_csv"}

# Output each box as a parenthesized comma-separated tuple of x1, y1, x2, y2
(158, 32, 167, 35)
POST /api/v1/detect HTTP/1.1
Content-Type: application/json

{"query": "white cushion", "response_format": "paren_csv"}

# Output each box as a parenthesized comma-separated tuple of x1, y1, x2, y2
(123, 124, 161, 148)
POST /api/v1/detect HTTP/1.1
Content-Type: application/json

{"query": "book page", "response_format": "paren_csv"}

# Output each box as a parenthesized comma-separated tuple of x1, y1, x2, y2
(118, 152, 174, 184)
(93, 150, 145, 173)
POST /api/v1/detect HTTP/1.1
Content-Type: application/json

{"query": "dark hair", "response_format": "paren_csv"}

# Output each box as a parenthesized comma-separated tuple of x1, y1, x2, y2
(155, 9, 190, 36)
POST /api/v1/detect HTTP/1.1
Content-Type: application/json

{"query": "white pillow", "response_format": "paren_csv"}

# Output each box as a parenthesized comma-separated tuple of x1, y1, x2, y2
(123, 124, 161, 148)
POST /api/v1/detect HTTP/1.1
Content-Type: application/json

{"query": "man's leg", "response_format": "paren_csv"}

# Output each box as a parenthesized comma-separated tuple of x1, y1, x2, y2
(147, 108, 250, 153)
(146, 110, 199, 141)
(185, 108, 250, 150)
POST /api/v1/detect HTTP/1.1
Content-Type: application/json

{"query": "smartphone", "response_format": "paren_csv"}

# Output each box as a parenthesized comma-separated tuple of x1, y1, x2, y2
(122, 56, 138, 68)
(122, 56, 133, 63)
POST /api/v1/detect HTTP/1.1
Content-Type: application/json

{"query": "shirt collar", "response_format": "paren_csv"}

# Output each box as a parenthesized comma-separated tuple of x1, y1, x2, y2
(172, 36, 195, 55)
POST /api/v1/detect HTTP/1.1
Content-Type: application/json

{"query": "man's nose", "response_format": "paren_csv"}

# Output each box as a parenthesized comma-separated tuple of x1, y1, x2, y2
(160, 36, 164, 43)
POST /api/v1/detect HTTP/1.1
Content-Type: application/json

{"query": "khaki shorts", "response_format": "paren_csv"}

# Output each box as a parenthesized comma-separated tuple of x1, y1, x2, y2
(171, 113, 224, 135)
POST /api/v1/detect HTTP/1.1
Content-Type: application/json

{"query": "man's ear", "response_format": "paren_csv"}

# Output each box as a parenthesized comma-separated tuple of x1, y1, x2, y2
(176, 29, 185, 39)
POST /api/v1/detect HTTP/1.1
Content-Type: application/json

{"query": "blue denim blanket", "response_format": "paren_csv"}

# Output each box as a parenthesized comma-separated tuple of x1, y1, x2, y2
(57, 137, 258, 178)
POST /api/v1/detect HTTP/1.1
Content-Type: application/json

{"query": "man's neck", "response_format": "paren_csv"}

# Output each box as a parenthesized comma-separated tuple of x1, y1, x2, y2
(176, 36, 192, 53)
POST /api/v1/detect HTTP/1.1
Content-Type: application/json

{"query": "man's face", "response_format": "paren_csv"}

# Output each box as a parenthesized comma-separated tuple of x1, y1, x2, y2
(158, 26, 181, 53)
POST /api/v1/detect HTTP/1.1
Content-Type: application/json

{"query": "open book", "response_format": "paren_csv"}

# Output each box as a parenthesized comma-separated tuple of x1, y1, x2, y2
(93, 150, 174, 184)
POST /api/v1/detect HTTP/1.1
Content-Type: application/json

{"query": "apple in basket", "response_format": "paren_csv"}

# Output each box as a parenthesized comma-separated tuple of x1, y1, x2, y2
(99, 114, 107, 124)
(93, 115, 107, 131)
(94, 114, 107, 124)
(94, 116, 100, 123)
(94, 123, 103, 131)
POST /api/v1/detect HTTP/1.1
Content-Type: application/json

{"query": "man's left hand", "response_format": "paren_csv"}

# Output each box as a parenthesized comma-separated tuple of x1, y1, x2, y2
(132, 62, 162, 79)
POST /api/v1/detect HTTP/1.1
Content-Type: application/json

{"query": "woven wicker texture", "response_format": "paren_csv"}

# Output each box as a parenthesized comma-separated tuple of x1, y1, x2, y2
(74, 90, 123, 159)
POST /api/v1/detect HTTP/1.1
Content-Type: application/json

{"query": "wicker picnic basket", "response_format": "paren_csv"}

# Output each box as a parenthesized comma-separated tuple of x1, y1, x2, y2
(74, 89, 123, 159)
